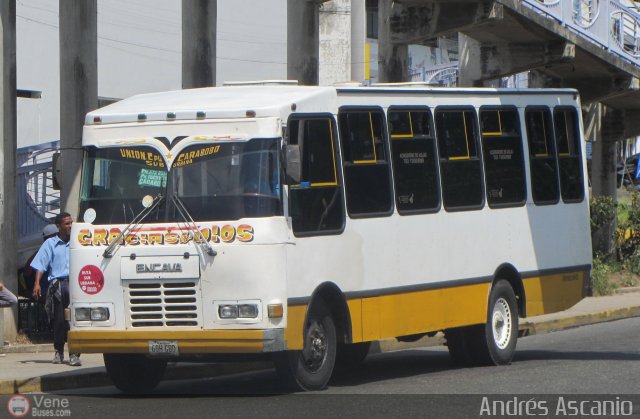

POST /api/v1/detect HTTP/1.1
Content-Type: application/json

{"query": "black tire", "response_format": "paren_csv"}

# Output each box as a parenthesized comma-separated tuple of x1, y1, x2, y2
(104, 353, 167, 394)
(474, 279, 519, 365)
(274, 301, 337, 391)
(444, 326, 475, 366)
(335, 341, 371, 373)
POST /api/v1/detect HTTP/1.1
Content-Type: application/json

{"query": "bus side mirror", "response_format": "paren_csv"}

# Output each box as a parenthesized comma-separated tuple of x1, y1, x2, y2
(52, 152, 62, 190)
(285, 144, 301, 184)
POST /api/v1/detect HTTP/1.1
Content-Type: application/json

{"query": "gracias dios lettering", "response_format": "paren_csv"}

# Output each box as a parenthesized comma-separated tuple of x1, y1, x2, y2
(77, 225, 254, 246)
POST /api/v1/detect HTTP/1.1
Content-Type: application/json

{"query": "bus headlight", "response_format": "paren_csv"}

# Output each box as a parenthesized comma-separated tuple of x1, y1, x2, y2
(238, 304, 259, 318)
(217, 303, 259, 319)
(75, 308, 91, 321)
(219, 305, 239, 319)
(90, 307, 110, 321)
(75, 307, 110, 321)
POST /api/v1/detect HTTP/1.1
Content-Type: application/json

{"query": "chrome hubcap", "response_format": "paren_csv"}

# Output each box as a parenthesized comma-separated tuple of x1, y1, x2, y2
(303, 321, 327, 371)
(492, 297, 512, 350)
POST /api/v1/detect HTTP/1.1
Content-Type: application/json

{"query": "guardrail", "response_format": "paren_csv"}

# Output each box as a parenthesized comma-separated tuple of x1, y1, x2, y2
(16, 140, 60, 248)
(524, 0, 640, 65)
(410, 62, 460, 86)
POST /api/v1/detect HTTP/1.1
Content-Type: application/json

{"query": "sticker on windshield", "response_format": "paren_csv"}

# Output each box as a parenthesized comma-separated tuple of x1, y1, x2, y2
(138, 168, 167, 187)
(119, 148, 166, 168)
(173, 145, 222, 168)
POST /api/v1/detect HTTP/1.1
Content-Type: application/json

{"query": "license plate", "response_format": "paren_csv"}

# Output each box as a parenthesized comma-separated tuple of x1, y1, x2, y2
(148, 340, 179, 356)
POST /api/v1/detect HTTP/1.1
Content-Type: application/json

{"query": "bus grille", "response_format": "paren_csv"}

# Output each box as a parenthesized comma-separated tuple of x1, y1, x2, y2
(124, 280, 201, 328)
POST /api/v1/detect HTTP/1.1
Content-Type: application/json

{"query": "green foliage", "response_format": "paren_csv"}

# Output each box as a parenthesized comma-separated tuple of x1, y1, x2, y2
(589, 195, 617, 232)
(589, 193, 640, 295)
(591, 257, 618, 296)
(623, 250, 640, 275)
(621, 275, 639, 287)
(617, 191, 640, 259)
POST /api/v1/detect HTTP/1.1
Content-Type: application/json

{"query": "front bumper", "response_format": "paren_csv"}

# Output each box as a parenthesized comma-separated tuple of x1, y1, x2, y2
(68, 329, 286, 354)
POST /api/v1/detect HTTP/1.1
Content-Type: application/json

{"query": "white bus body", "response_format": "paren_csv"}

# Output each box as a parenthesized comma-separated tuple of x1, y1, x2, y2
(68, 84, 591, 392)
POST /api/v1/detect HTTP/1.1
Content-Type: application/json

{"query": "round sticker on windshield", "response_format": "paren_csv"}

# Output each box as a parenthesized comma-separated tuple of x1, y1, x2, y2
(78, 265, 104, 295)
(142, 195, 154, 208)
(83, 208, 97, 224)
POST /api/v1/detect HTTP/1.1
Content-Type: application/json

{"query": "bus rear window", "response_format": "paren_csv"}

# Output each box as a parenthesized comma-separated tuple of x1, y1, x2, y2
(554, 108, 584, 203)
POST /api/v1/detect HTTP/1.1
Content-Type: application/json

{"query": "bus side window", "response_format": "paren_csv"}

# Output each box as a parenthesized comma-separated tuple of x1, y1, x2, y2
(479, 107, 527, 208)
(435, 108, 484, 211)
(338, 108, 394, 217)
(388, 107, 441, 214)
(287, 116, 345, 236)
(525, 107, 560, 205)
(554, 107, 585, 203)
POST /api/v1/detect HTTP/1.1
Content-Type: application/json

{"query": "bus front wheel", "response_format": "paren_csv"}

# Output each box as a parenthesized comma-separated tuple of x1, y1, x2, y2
(274, 301, 337, 391)
(104, 353, 167, 394)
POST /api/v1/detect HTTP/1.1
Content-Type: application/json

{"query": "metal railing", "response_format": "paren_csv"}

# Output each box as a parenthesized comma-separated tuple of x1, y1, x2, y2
(16, 140, 60, 247)
(410, 62, 460, 86)
(524, 0, 640, 64)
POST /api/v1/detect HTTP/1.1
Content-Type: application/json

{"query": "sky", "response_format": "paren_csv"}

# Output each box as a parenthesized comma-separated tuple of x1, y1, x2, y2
(16, 0, 287, 145)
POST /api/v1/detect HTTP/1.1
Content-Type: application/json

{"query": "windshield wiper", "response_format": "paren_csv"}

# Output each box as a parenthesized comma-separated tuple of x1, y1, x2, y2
(171, 193, 217, 256)
(103, 194, 165, 258)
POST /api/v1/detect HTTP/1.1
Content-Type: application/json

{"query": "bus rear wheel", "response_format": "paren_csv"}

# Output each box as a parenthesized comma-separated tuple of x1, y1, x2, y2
(444, 326, 475, 366)
(104, 353, 167, 394)
(274, 301, 337, 391)
(475, 279, 519, 365)
(445, 280, 518, 366)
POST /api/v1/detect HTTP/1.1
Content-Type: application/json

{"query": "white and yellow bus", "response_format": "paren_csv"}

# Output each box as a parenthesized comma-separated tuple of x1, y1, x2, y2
(68, 83, 591, 392)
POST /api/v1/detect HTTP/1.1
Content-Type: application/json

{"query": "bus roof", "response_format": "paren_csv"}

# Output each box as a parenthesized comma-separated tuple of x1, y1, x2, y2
(85, 84, 579, 126)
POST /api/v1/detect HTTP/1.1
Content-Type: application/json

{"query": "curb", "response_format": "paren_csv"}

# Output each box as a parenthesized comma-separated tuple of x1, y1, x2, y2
(2, 344, 57, 354)
(0, 361, 272, 395)
(1, 305, 639, 394)
(615, 286, 640, 295)
(519, 305, 640, 335)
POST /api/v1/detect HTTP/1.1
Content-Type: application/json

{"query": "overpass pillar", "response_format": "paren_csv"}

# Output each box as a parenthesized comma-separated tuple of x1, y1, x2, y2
(589, 103, 623, 257)
(59, 0, 98, 219)
(351, 0, 366, 83)
(458, 33, 483, 87)
(288, 0, 325, 85)
(377, 0, 407, 82)
(0, 0, 17, 343)
(182, 0, 217, 88)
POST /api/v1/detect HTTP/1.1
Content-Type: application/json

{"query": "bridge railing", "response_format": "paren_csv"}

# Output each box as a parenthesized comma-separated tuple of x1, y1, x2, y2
(524, 0, 640, 65)
(16, 140, 60, 254)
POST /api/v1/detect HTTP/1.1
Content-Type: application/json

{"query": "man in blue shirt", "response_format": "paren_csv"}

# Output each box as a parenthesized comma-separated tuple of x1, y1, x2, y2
(31, 212, 81, 366)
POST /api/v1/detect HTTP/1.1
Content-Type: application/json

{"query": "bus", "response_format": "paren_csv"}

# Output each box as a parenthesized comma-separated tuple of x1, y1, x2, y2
(67, 83, 592, 392)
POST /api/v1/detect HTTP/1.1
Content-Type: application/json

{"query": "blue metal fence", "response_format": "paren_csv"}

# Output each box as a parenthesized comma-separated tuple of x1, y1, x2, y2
(16, 140, 60, 249)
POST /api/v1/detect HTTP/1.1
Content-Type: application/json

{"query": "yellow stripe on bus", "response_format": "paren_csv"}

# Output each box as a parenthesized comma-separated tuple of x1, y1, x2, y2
(286, 270, 587, 349)
(523, 271, 586, 317)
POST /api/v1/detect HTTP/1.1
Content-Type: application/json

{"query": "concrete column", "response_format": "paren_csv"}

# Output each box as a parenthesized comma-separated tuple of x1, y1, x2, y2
(377, 0, 407, 82)
(351, 0, 366, 83)
(59, 1, 97, 219)
(0, 0, 17, 343)
(590, 103, 622, 257)
(319, 0, 351, 85)
(182, 0, 217, 88)
(458, 33, 483, 87)
(288, 0, 323, 85)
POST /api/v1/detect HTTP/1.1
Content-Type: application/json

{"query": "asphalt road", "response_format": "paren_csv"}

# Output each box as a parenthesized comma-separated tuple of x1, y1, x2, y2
(12, 317, 640, 418)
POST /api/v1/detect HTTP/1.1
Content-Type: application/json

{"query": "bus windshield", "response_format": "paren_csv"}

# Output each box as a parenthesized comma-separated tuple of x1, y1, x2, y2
(79, 138, 282, 224)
